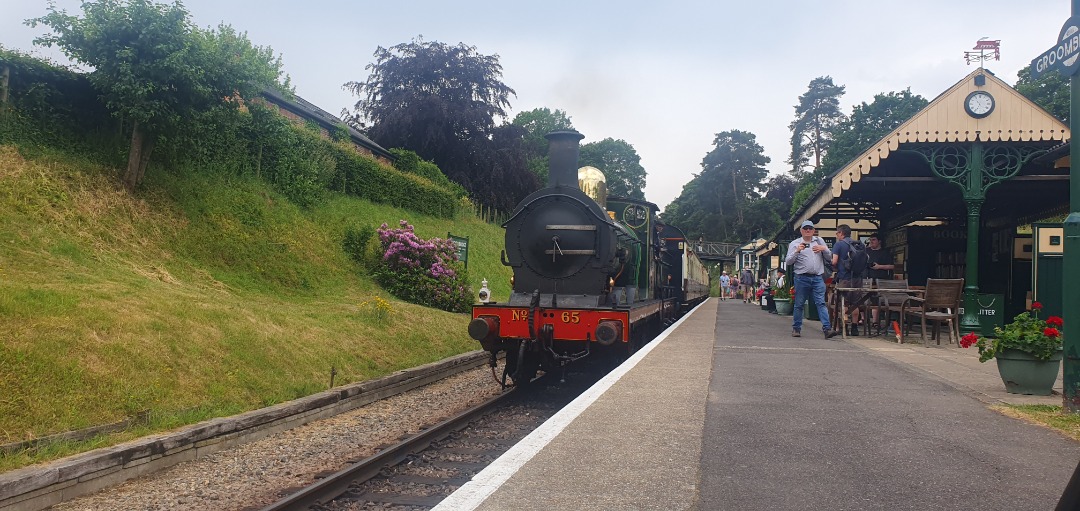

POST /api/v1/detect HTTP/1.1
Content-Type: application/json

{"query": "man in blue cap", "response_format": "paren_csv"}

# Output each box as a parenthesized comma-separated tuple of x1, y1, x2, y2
(785, 220, 838, 338)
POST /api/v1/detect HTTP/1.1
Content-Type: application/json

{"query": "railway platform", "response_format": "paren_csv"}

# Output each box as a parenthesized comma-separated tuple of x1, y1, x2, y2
(435, 298, 1080, 510)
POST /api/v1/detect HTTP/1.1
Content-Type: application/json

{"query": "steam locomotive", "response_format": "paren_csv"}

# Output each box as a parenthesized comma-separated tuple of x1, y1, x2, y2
(468, 130, 709, 386)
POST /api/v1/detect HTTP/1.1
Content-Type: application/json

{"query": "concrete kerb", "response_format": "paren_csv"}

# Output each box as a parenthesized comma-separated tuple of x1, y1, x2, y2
(0, 351, 489, 511)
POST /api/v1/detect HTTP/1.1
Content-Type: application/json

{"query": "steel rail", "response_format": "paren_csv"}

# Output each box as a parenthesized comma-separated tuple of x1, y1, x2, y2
(258, 387, 518, 511)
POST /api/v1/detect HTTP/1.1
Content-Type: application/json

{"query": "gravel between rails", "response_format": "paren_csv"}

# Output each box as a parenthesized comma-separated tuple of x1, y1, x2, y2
(51, 367, 504, 511)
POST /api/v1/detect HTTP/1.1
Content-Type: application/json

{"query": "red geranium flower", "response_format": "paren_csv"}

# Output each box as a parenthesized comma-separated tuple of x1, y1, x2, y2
(964, 302, 1063, 363)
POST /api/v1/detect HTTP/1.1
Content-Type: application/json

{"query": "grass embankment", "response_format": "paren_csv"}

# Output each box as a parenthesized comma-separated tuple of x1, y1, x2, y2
(0, 145, 511, 471)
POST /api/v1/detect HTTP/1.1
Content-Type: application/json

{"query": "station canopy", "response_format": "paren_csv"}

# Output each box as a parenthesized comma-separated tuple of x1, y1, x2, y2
(791, 68, 1071, 234)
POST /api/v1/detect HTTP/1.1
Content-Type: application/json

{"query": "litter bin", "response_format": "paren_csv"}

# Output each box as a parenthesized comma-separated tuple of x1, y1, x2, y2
(958, 293, 1005, 337)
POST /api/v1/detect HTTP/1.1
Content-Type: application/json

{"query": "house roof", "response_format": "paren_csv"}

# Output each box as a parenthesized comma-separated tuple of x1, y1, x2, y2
(260, 88, 393, 160)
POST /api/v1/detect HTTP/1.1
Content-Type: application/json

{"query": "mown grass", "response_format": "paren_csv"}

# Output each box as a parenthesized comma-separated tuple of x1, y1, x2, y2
(993, 404, 1080, 441)
(0, 144, 511, 471)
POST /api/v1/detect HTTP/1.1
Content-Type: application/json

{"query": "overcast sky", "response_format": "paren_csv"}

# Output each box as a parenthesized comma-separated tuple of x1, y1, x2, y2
(2, 1, 1071, 211)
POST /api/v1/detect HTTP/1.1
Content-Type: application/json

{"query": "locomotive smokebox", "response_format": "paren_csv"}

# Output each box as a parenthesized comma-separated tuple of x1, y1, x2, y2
(544, 130, 585, 188)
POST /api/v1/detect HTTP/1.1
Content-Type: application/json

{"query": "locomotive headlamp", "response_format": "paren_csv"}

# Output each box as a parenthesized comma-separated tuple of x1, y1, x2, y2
(595, 320, 622, 346)
(478, 278, 490, 303)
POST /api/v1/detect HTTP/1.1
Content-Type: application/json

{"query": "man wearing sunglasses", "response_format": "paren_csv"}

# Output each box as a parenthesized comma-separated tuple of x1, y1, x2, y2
(785, 220, 838, 339)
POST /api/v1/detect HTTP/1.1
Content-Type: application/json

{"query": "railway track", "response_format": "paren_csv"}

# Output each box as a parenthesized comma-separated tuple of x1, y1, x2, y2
(259, 372, 600, 510)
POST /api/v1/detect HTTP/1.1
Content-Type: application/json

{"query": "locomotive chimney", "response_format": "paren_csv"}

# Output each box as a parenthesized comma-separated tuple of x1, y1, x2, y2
(545, 130, 585, 188)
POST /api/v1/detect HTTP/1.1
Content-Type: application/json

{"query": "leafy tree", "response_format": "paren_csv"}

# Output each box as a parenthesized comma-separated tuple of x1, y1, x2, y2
(29, 0, 286, 192)
(579, 138, 647, 199)
(458, 123, 540, 212)
(662, 130, 770, 241)
(511, 107, 574, 183)
(345, 37, 532, 209)
(1015, 66, 1069, 123)
(788, 76, 846, 177)
(790, 89, 927, 215)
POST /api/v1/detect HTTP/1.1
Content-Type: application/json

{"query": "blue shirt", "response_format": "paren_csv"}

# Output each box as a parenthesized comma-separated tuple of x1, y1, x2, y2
(833, 239, 853, 279)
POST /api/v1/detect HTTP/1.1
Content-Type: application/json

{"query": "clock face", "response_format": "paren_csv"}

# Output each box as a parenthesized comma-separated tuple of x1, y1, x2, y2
(965, 91, 994, 118)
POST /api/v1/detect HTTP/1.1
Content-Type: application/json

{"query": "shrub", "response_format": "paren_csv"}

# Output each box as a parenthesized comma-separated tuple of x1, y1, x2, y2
(370, 220, 471, 312)
(342, 225, 376, 265)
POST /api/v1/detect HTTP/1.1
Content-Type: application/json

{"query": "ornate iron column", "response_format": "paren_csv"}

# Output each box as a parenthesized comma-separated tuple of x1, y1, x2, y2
(910, 143, 1043, 334)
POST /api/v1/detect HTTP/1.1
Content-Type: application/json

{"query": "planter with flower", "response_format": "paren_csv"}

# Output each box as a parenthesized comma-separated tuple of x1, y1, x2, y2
(961, 302, 1063, 395)
(772, 285, 795, 315)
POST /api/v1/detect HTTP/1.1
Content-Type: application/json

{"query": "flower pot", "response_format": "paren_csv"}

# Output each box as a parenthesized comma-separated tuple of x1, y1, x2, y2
(774, 298, 793, 316)
(995, 348, 1063, 395)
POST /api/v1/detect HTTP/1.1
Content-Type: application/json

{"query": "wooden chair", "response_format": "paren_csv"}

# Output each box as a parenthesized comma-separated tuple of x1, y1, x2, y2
(873, 280, 913, 340)
(900, 278, 964, 346)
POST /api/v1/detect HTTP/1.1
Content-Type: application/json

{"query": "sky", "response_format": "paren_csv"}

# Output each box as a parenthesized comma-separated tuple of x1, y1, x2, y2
(1, 0, 1072, 211)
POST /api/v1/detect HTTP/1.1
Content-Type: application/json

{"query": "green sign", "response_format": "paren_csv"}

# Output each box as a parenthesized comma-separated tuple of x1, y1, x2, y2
(448, 233, 469, 268)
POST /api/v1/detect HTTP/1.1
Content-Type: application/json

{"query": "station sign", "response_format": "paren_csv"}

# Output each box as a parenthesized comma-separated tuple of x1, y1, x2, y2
(1030, 16, 1080, 79)
(448, 233, 469, 268)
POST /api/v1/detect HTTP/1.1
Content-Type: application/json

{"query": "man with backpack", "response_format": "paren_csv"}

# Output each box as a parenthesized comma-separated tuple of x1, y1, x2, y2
(740, 268, 755, 303)
(832, 224, 869, 335)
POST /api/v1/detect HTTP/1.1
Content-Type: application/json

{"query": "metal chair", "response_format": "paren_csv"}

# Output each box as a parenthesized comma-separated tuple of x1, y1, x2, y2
(901, 278, 964, 346)
(873, 280, 913, 341)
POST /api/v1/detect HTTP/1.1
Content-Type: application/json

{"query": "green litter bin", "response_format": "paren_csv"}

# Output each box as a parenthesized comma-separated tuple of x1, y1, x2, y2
(959, 293, 1004, 337)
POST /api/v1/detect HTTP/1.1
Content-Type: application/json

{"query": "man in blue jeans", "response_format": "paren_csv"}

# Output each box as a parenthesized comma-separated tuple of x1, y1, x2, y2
(785, 220, 838, 339)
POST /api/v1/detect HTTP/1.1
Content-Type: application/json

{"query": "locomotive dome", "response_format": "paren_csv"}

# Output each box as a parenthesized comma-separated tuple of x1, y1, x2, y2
(577, 166, 608, 208)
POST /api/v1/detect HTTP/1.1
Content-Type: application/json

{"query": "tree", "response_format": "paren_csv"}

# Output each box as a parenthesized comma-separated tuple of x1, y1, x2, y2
(788, 76, 846, 177)
(1015, 66, 1069, 123)
(344, 37, 525, 208)
(662, 130, 770, 242)
(819, 88, 927, 175)
(460, 123, 540, 212)
(579, 138, 647, 199)
(790, 88, 927, 216)
(511, 107, 574, 183)
(30, 0, 286, 192)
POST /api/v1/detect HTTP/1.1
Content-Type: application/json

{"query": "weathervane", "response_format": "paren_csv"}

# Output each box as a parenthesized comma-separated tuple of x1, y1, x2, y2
(965, 38, 1001, 66)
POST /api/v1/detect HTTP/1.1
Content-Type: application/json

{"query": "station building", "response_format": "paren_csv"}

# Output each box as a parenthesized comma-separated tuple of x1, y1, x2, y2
(767, 68, 1070, 330)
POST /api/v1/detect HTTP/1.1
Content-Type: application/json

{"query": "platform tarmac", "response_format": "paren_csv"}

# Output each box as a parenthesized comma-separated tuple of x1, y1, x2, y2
(434, 298, 1080, 511)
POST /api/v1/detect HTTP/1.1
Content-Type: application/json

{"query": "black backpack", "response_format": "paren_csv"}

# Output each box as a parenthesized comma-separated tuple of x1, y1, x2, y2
(844, 239, 869, 278)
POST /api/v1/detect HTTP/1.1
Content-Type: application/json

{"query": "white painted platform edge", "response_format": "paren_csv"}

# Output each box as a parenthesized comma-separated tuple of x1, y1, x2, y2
(432, 298, 712, 511)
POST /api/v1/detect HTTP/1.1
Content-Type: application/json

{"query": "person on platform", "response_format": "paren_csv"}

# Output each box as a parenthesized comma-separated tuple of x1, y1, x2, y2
(786, 220, 838, 339)
(740, 267, 755, 304)
(719, 271, 731, 301)
(832, 224, 863, 336)
(866, 233, 896, 331)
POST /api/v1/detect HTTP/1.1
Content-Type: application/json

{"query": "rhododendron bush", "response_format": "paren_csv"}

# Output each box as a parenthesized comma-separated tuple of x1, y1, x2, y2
(371, 221, 471, 313)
